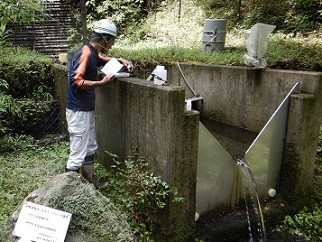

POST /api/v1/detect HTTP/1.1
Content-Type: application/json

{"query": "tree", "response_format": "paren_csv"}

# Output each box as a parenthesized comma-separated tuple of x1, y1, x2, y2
(286, 0, 322, 33)
(195, 0, 321, 33)
(0, 0, 44, 40)
(242, 0, 290, 29)
(85, 0, 167, 35)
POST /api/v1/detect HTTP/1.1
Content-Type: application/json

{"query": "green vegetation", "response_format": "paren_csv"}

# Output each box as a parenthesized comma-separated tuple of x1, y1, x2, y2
(0, 0, 322, 240)
(2, 0, 321, 71)
(109, 33, 322, 71)
(0, 136, 68, 227)
(86, 0, 146, 33)
(0, 47, 56, 137)
(0, 0, 44, 41)
(82, 0, 321, 35)
(275, 205, 322, 241)
(195, 0, 321, 33)
(0, 136, 182, 241)
(61, 0, 322, 71)
(99, 151, 183, 241)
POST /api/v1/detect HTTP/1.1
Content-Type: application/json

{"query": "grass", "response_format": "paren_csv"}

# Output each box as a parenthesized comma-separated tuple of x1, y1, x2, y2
(110, 31, 321, 71)
(0, 46, 53, 64)
(0, 135, 68, 226)
(107, 0, 321, 71)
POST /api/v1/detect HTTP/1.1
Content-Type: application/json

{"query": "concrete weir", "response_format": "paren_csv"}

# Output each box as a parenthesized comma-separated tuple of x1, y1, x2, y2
(167, 64, 322, 204)
(54, 63, 322, 241)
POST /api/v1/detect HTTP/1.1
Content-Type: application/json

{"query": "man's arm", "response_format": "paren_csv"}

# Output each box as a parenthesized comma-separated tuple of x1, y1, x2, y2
(80, 74, 114, 90)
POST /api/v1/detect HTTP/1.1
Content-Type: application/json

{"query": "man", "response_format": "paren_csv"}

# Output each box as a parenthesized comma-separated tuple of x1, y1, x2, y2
(65, 19, 134, 188)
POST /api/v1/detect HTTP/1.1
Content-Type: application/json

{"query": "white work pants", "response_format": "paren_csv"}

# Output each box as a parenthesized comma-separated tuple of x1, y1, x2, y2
(66, 109, 98, 170)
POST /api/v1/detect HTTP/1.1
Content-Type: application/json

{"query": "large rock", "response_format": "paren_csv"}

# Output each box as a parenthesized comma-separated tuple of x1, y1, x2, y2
(0, 172, 136, 242)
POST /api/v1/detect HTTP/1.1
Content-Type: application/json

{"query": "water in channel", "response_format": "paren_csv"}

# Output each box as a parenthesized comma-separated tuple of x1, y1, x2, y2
(200, 117, 257, 160)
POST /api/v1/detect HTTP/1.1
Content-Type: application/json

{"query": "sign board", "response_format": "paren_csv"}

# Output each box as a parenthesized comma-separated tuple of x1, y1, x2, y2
(13, 201, 72, 242)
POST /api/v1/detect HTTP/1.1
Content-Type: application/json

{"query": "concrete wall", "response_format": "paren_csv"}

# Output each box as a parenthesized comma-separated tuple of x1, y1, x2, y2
(95, 78, 200, 241)
(282, 93, 322, 205)
(168, 64, 322, 132)
(52, 65, 68, 133)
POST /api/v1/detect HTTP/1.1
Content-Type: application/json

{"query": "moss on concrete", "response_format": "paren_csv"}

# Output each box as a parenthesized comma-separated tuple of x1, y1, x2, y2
(280, 142, 313, 208)
(52, 65, 68, 133)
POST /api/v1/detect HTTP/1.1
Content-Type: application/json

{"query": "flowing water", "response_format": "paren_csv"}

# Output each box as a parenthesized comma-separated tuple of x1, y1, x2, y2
(237, 159, 267, 242)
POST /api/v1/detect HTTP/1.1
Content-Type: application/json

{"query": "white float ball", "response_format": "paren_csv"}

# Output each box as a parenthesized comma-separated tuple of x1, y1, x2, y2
(268, 188, 276, 197)
(195, 212, 200, 221)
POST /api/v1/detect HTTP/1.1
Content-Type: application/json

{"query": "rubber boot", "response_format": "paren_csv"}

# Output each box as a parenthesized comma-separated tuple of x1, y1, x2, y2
(81, 159, 108, 189)
(65, 167, 80, 173)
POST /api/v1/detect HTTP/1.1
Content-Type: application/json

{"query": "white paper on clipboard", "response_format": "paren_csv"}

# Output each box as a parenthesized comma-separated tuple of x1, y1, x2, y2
(101, 58, 129, 78)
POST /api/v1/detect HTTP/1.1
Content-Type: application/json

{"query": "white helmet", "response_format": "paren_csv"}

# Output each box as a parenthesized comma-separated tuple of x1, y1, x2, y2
(93, 19, 117, 38)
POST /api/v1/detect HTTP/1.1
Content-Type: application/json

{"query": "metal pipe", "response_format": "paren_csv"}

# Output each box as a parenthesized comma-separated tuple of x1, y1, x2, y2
(176, 62, 199, 97)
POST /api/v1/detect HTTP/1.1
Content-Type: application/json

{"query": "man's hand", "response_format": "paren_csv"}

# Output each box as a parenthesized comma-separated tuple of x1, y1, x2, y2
(119, 58, 135, 72)
(101, 73, 114, 85)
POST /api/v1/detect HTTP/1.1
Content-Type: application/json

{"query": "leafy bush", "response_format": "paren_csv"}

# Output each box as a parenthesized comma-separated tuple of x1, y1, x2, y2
(100, 151, 184, 241)
(316, 125, 322, 162)
(0, 62, 54, 99)
(0, 46, 58, 137)
(286, 0, 322, 33)
(195, 0, 240, 29)
(275, 206, 322, 241)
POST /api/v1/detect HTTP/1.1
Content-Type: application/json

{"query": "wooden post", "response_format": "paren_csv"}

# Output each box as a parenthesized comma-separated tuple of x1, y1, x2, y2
(154, 0, 157, 21)
(178, 0, 182, 22)
(237, 0, 242, 24)
(80, 0, 87, 43)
